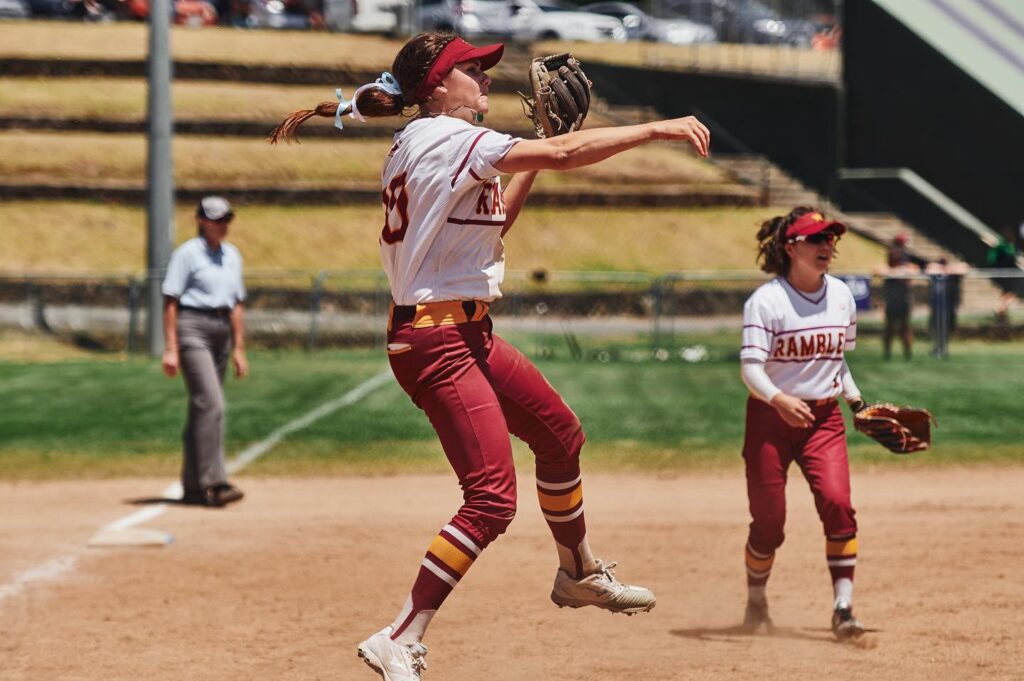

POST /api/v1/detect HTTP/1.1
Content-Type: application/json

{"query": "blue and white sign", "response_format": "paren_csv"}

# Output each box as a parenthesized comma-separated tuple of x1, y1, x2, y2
(837, 275, 872, 311)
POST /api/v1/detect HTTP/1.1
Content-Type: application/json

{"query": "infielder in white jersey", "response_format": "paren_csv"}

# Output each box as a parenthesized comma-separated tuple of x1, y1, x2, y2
(269, 32, 710, 680)
(739, 207, 869, 641)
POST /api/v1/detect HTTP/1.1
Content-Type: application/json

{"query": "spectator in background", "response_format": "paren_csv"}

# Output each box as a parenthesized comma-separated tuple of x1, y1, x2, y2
(876, 234, 920, 360)
(161, 196, 248, 508)
(925, 257, 969, 337)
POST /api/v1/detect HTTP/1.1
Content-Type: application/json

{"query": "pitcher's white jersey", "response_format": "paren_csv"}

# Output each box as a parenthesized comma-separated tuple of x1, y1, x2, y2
(378, 116, 522, 305)
(740, 275, 857, 400)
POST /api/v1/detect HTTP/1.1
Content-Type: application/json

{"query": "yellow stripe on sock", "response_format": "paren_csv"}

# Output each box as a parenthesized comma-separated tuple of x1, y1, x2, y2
(826, 537, 858, 558)
(745, 551, 775, 572)
(427, 535, 475, 576)
(537, 485, 583, 513)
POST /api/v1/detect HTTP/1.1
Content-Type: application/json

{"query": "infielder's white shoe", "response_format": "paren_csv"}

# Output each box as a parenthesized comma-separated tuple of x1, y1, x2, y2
(357, 627, 428, 681)
(550, 560, 656, 615)
(831, 605, 865, 641)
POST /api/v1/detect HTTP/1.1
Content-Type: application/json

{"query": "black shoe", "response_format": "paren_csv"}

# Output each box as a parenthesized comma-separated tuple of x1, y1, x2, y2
(205, 483, 244, 508)
(831, 605, 865, 641)
(743, 599, 773, 633)
(180, 488, 207, 506)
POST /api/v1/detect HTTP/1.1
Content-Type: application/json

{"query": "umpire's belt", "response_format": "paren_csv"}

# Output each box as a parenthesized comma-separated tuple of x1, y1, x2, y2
(389, 300, 489, 329)
(179, 305, 232, 319)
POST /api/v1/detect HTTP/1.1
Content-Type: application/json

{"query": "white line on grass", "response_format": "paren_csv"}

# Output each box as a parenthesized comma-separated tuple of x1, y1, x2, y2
(0, 369, 393, 605)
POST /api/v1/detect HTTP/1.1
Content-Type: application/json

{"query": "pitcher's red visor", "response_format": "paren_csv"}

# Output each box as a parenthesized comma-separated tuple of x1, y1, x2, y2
(413, 38, 504, 101)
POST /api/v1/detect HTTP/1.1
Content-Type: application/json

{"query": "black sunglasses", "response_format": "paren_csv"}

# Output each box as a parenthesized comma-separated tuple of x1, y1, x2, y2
(804, 232, 837, 245)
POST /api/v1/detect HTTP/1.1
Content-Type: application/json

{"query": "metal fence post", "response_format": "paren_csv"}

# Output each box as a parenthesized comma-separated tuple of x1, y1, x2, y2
(650, 275, 664, 350)
(376, 272, 389, 350)
(930, 273, 949, 359)
(307, 271, 326, 353)
(127, 276, 141, 354)
(28, 281, 51, 334)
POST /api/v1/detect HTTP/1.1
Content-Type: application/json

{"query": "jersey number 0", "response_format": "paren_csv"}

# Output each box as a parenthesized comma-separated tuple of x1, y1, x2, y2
(381, 173, 410, 244)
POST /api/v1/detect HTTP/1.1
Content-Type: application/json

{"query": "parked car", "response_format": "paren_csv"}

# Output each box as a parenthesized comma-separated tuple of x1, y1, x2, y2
(420, 0, 625, 43)
(114, 0, 219, 24)
(244, 0, 311, 28)
(0, 0, 31, 16)
(660, 0, 815, 47)
(518, 0, 627, 42)
(325, 0, 410, 33)
(580, 1, 716, 44)
(25, 0, 76, 16)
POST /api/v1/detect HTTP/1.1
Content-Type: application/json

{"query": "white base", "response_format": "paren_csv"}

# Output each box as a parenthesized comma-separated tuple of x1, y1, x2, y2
(88, 528, 174, 548)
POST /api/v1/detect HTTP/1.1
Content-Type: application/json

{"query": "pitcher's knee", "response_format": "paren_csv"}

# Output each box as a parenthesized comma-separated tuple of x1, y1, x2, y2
(533, 416, 586, 469)
(463, 508, 515, 547)
(459, 488, 517, 547)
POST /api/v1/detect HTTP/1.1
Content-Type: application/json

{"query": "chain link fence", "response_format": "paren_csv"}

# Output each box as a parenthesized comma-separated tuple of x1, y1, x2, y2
(2, 267, 1023, 358)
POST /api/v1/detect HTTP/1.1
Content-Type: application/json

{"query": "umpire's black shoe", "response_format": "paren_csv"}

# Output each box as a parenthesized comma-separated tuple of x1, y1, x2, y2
(205, 483, 244, 508)
(180, 488, 207, 506)
(831, 605, 865, 641)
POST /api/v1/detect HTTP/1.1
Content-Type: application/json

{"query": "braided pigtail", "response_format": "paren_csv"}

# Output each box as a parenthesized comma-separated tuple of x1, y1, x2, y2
(268, 101, 346, 144)
(267, 88, 409, 145)
(268, 32, 459, 145)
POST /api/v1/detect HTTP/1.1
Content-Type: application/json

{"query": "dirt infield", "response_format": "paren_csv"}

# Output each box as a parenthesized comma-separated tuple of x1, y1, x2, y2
(1, 468, 1021, 680)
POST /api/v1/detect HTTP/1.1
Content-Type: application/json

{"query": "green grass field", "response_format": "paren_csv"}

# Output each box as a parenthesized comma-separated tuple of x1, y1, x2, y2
(1, 335, 1019, 480)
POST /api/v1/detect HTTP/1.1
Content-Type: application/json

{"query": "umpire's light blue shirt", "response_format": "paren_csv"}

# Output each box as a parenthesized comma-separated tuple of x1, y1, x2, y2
(162, 237, 246, 310)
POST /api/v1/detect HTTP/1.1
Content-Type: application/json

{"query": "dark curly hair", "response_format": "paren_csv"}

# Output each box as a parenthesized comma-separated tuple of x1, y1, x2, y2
(755, 206, 826, 276)
(268, 32, 459, 144)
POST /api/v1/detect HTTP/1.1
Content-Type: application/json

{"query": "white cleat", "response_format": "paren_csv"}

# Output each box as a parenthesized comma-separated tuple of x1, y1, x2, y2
(550, 560, 656, 615)
(831, 606, 865, 641)
(357, 627, 428, 681)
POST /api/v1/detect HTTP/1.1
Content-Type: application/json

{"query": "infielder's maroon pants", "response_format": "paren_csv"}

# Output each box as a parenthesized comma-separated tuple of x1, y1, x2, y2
(743, 397, 857, 555)
(387, 313, 585, 549)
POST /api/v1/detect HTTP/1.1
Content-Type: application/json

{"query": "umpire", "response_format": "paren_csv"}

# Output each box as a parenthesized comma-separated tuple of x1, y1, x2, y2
(161, 196, 248, 508)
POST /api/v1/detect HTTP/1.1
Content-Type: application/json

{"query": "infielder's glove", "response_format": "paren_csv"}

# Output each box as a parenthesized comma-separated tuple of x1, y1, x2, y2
(853, 402, 934, 454)
(518, 53, 591, 139)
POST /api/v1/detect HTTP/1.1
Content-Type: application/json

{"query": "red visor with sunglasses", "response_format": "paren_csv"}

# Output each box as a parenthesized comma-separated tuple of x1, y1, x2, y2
(785, 211, 846, 243)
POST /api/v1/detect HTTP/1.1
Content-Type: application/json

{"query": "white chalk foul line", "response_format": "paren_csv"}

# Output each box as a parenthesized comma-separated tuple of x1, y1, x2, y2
(0, 369, 393, 605)
(0, 555, 78, 602)
(227, 368, 394, 474)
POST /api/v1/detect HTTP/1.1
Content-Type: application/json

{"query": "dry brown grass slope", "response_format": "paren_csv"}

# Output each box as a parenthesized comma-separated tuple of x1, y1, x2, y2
(2, 202, 885, 275)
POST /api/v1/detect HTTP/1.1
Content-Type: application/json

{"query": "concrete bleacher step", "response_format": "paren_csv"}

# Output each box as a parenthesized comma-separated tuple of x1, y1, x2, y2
(713, 154, 1005, 307)
(840, 213, 950, 260)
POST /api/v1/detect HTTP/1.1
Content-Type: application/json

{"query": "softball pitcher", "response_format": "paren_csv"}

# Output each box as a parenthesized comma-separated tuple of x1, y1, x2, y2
(739, 207, 867, 641)
(270, 32, 710, 680)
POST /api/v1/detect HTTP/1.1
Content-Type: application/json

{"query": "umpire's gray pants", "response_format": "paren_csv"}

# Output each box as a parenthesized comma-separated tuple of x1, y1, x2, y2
(178, 310, 231, 492)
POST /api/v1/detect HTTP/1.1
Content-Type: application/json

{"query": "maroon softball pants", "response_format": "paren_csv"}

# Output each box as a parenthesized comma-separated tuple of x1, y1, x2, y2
(743, 397, 857, 555)
(387, 314, 585, 549)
